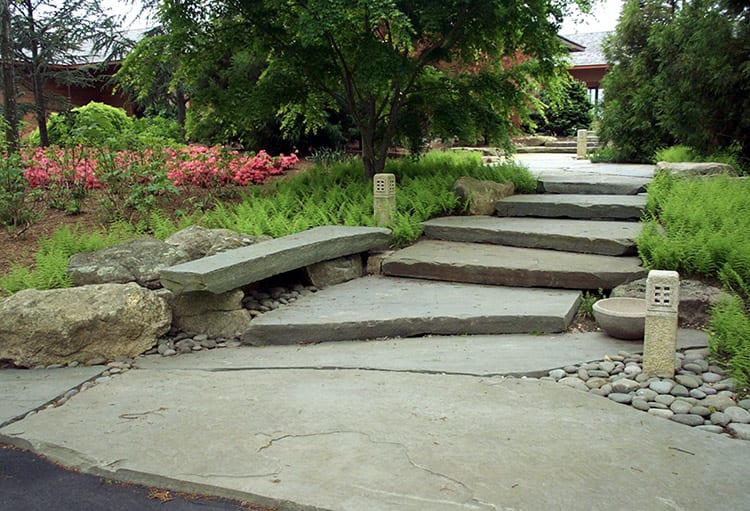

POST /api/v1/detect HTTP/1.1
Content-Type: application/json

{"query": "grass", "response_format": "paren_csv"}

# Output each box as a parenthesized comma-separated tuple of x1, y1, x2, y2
(638, 171, 750, 394)
(0, 150, 536, 295)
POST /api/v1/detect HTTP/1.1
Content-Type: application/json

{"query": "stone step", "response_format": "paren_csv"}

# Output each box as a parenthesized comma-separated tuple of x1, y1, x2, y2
(422, 216, 641, 256)
(516, 146, 599, 154)
(382, 240, 645, 290)
(537, 174, 650, 195)
(496, 194, 647, 220)
(240, 276, 582, 345)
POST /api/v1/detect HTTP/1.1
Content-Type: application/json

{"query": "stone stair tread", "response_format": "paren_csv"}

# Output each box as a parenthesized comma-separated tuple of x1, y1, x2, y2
(240, 276, 581, 345)
(382, 240, 645, 290)
(496, 194, 647, 220)
(537, 174, 650, 195)
(422, 216, 641, 256)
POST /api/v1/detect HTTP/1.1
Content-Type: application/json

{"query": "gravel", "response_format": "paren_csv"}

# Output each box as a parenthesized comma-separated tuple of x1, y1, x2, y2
(546, 348, 748, 440)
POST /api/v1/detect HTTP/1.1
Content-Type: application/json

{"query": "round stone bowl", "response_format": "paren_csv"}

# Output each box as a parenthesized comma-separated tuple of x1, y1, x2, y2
(592, 297, 646, 340)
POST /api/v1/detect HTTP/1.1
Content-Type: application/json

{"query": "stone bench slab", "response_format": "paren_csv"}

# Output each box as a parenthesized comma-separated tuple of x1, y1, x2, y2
(383, 240, 645, 290)
(240, 276, 581, 345)
(422, 216, 641, 256)
(160, 226, 391, 294)
(496, 194, 647, 220)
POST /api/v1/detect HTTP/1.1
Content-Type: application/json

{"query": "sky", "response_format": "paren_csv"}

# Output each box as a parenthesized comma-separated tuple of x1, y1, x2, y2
(103, 0, 625, 34)
(561, 0, 624, 34)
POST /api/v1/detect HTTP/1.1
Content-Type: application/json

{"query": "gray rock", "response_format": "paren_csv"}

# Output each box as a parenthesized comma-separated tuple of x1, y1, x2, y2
(632, 398, 651, 411)
(738, 399, 750, 411)
(655, 395, 676, 406)
(648, 408, 674, 420)
(587, 370, 610, 378)
(305, 255, 363, 289)
(165, 225, 269, 260)
(608, 393, 632, 404)
(711, 412, 732, 427)
(585, 377, 608, 389)
(0, 284, 170, 367)
(689, 406, 711, 418)
(689, 389, 707, 400)
(727, 423, 750, 441)
(577, 368, 590, 381)
(599, 383, 613, 396)
(611, 379, 640, 394)
(702, 372, 723, 384)
(635, 388, 658, 401)
(675, 374, 703, 389)
(452, 176, 514, 216)
(702, 394, 736, 412)
(558, 376, 587, 389)
(549, 369, 566, 380)
(671, 414, 707, 427)
(599, 361, 616, 373)
(624, 364, 642, 376)
(699, 385, 717, 395)
(670, 384, 690, 397)
(669, 400, 694, 414)
(724, 406, 750, 424)
(649, 381, 675, 395)
(68, 237, 190, 289)
(170, 290, 251, 339)
(656, 161, 737, 177)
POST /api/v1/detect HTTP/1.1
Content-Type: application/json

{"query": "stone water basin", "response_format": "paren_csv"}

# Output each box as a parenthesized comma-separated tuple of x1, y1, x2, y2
(593, 297, 646, 340)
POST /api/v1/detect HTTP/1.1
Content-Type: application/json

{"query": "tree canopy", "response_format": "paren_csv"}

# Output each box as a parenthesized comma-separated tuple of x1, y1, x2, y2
(156, 0, 588, 179)
(599, 0, 750, 164)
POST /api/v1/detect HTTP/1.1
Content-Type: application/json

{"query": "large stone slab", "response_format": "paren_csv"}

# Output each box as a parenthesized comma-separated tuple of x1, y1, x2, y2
(138, 329, 709, 378)
(383, 240, 645, 289)
(496, 193, 647, 220)
(160, 226, 392, 295)
(423, 216, 641, 255)
(0, 367, 104, 427)
(240, 276, 581, 345)
(537, 174, 650, 195)
(3, 369, 748, 511)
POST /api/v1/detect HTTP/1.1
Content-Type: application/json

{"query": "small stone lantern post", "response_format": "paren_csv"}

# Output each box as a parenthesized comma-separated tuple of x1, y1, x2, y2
(373, 173, 396, 227)
(643, 270, 680, 377)
(576, 129, 588, 160)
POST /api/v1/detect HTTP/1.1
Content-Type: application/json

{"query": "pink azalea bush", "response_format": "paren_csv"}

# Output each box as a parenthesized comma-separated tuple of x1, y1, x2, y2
(20, 145, 299, 190)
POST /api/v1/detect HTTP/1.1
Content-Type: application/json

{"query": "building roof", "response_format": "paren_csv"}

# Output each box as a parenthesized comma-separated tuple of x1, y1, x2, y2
(562, 31, 611, 67)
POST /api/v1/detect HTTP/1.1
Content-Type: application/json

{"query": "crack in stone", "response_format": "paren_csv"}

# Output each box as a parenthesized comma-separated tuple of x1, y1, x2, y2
(256, 429, 497, 509)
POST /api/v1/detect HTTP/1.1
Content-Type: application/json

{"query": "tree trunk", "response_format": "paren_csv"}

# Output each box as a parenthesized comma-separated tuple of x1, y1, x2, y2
(174, 87, 187, 142)
(0, 0, 18, 153)
(25, 0, 48, 146)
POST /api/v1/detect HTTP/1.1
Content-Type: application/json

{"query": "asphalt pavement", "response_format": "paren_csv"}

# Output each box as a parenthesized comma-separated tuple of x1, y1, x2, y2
(0, 444, 276, 511)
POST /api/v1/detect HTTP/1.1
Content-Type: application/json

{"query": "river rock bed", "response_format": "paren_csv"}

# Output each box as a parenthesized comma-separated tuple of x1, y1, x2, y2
(542, 348, 750, 440)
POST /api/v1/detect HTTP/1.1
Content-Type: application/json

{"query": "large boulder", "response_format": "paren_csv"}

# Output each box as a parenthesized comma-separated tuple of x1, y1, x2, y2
(452, 177, 515, 216)
(611, 278, 728, 326)
(165, 225, 270, 260)
(68, 237, 190, 289)
(170, 290, 251, 339)
(656, 161, 738, 177)
(0, 283, 171, 367)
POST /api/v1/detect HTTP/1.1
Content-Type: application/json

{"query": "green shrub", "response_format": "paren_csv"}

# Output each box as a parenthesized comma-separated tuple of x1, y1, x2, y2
(588, 146, 627, 164)
(44, 102, 133, 148)
(528, 79, 593, 137)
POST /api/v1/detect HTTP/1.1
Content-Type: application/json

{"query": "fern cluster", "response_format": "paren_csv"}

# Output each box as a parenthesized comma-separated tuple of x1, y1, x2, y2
(638, 172, 750, 395)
